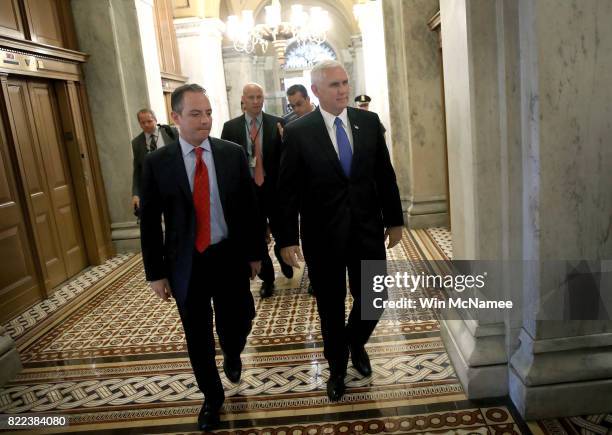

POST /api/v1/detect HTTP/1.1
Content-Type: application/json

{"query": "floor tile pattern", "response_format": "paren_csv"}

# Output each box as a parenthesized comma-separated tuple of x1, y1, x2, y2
(0, 229, 532, 434)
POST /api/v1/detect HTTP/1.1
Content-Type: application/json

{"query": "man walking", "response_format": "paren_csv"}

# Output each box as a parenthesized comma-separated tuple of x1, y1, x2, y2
(221, 83, 292, 298)
(278, 60, 404, 401)
(139, 84, 264, 430)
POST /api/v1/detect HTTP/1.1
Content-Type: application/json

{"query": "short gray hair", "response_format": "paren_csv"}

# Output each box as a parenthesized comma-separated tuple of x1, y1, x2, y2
(311, 60, 346, 86)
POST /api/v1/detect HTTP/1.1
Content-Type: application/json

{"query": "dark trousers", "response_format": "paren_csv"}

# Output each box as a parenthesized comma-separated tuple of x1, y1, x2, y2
(254, 182, 288, 284)
(307, 251, 386, 377)
(176, 240, 255, 407)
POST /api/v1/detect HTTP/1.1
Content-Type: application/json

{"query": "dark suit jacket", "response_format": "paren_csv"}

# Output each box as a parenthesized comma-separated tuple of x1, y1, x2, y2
(132, 125, 177, 197)
(139, 137, 265, 309)
(277, 107, 404, 260)
(220, 112, 284, 198)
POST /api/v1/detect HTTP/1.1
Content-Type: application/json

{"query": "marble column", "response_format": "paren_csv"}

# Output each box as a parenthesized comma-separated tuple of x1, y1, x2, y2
(134, 0, 167, 124)
(71, 0, 159, 252)
(507, 0, 612, 419)
(438, 0, 612, 418)
(222, 47, 254, 118)
(382, 0, 448, 228)
(355, 0, 392, 155)
(174, 17, 230, 137)
(349, 35, 365, 98)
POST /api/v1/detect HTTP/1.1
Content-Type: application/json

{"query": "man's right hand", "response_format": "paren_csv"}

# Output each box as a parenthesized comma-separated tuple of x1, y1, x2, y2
(132, 195, 140, 209)
(280, 245, 303, 268)
(149, 278, 173, 301)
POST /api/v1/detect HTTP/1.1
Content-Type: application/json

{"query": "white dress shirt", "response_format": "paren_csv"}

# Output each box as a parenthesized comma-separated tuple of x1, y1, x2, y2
(319, 107, 354, 156)
(179, 136, 228, 244)
(145, 126, 166, 150)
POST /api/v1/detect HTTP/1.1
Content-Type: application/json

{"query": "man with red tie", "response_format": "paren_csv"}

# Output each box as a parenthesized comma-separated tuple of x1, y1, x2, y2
(139, 84, 265, 431)
(221, 83, 291, 298)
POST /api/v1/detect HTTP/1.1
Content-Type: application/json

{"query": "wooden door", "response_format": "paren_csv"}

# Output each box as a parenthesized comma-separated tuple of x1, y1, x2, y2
(3, 78, 87, 291)
(0, 95, 42, 323)
(4, 78, 67, 289)
(27, 80, 87, 277)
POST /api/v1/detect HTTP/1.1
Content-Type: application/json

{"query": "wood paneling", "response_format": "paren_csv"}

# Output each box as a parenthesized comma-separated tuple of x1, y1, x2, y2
(22, 0, 64, 47)
(155, 0, 182, 76)
(0, 0, 25, 39)
(0, 79, 42, 323)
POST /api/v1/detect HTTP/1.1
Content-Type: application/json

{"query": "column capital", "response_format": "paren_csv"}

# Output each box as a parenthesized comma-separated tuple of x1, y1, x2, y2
(350, 34, 363, 49)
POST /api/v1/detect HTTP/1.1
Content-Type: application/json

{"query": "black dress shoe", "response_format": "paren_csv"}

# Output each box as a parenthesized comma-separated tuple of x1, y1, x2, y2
(280, 261, 294, 279)
(260, 281, 274, 298)
(326, 373, 346, 401)
(223, 353, 242, 383)
(350, 344, 372, 377)
(198, 403, 220, 431)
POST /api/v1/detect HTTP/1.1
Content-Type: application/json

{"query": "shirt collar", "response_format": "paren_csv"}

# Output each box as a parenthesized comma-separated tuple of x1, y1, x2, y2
(145, 126, 159, 141)
(245, 111, 263, 126)
(320, 107, 348, 131)
(179, 135, 211, 157)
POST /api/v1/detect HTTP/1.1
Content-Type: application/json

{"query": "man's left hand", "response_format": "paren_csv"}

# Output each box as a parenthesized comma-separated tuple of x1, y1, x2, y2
(384, 226, 403, 249)
(249, 261, 262, 279)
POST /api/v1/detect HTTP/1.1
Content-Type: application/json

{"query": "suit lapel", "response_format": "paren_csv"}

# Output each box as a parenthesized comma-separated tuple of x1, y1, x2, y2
(347, 108, 362, 177)
(312, 108, 348, 180)
(239, 114, 248, 151)
(171, 141, 193, 204)
(209, 138, 228, 210)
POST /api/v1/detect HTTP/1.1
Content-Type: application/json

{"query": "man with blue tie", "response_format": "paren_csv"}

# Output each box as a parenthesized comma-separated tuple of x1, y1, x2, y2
(139, 84, 264, 430)
(277, 60, 404, 402)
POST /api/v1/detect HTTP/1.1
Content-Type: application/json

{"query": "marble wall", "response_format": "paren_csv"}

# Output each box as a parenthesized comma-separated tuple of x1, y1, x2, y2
(383, 0, 448, 227)
(71, 0, 154, 251)
(437, 0, 612, 418)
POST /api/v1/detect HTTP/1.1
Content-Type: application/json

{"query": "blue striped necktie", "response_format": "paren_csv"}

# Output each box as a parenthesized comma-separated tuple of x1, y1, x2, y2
(334, 117, 352, 177)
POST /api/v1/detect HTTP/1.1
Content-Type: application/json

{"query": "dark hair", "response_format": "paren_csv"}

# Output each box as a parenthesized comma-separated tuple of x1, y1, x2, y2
(171, 84, 206, 113)
(136, 108, 156, 121)
(286, 84, 309, 99)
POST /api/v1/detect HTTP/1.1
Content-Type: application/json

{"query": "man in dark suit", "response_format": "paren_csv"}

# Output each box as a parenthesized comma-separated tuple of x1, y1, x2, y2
(139, 84, 264, 431)
(278, 60, 404, 402)
(131, 109, 176, 213)
(221, 83, 292, 298)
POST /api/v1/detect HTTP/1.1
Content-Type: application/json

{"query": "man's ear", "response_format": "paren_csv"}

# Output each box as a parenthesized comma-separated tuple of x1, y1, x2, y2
(311, 84, 318, 98)
(170, 111, 179, 125)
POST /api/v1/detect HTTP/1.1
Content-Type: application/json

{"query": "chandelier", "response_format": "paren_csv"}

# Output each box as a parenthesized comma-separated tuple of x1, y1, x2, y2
(225, 0, 331, 56)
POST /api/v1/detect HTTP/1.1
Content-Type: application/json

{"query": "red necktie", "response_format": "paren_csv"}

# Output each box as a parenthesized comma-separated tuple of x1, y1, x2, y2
(250, 119, 264, 186)
(193, 147, 210, 253)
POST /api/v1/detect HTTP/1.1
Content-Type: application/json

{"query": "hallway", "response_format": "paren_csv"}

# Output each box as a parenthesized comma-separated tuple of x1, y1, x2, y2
(0, 228, 536, 434)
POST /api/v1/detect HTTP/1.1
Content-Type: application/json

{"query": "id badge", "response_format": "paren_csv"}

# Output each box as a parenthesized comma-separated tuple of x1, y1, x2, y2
(249, 154, 257, 168)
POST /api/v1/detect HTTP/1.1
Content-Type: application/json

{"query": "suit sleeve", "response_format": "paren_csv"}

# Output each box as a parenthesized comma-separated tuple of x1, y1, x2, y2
(220, 121, 231, 142)
(373, 116, 404, 228)
(132, 140, 140, 197)
(139, 154, 166, 281)
(276, 124, 302, 248)
(237, 148, 267, 261)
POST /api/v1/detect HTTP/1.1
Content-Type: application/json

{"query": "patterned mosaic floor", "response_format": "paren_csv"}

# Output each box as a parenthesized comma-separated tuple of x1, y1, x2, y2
(1, 229, 534, 434)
